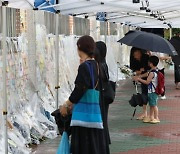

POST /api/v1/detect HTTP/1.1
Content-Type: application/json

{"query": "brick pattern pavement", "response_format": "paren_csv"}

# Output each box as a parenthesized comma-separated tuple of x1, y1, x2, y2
(109, 70, 180, 154)
(33, 70, 180, 154)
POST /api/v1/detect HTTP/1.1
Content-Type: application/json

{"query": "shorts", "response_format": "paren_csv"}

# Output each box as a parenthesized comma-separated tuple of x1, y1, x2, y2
(148, 93, 158, 107)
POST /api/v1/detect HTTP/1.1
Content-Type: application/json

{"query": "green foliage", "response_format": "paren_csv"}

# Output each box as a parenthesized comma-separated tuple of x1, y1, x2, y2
(172, 28, 180, 36)
(164, 28, 180, 39)
(164, 29, 170, 39)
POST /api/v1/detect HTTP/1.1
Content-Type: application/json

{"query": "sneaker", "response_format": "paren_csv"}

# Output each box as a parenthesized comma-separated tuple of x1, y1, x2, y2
(150, 119, 160, 124)
(160, 95, 166, 100)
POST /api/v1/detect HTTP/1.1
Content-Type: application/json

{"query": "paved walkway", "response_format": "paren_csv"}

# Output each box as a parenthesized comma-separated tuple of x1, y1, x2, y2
(33, 70, 180, 154)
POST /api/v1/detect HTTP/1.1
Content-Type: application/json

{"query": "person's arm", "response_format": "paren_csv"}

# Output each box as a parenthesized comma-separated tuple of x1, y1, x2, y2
(138, 72, 149, 78)
(133, 72, 154, 85)
(138, 72, 154, 85)
(68, 64, 91, 104)
(60, 63, 91, 116)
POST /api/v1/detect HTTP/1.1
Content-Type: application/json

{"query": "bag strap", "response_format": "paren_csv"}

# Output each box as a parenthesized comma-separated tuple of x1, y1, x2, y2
(85, 61, 99, 89)
(101, 63, 109, 81)
(95, 63, 100, 89)
(135, 82, 139, 94)
(150, 70, 158, 92)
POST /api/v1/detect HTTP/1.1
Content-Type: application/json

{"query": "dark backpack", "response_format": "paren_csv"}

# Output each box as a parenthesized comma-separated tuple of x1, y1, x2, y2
(151, 70, 165, 95)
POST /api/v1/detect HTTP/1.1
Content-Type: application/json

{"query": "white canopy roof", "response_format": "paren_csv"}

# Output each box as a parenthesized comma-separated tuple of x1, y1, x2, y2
(2, 0, 180, 28)
(7, 0, 34, 8)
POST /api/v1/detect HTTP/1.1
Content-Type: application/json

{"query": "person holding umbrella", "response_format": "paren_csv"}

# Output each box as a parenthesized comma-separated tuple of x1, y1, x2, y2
(133, 56, 161, 124)
(130, 47, 150, 120)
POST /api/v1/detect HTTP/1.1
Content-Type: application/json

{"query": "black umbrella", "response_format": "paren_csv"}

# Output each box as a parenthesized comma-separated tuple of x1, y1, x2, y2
(51, 109, 72, 137)
(169, 36, 180, 67)
(129, 93, 147, 107)
(118, 30, 177, 55)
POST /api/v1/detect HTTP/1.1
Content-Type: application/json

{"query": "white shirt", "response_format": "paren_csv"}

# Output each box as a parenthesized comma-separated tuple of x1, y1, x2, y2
(148, 71, 158, 93)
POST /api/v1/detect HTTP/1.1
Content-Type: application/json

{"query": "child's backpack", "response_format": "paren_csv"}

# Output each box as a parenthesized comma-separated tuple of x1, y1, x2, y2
(152, 70, 165, 95)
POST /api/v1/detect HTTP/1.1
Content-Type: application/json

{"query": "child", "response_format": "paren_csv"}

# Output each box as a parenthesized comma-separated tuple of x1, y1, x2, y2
(133, 56, 160, 124)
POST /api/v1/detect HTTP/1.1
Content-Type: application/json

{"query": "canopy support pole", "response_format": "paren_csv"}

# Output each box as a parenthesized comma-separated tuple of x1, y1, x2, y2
(105, 21, 108, 43)
(169, 28, 172, 39)
(55, 13, 60, 109)
(2, 6, 8, 154)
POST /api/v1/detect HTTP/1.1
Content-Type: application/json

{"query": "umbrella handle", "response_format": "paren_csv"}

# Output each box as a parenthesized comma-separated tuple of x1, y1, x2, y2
(131, 108, 137, 120)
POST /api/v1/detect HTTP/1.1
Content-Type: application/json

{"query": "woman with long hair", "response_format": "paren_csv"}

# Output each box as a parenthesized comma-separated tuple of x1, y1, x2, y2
(60, 36, 110, 154)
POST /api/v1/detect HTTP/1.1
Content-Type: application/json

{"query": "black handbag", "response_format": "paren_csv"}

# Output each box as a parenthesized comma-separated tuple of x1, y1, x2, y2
(100, 63, 116, 104)
(103, 81, 115, 104)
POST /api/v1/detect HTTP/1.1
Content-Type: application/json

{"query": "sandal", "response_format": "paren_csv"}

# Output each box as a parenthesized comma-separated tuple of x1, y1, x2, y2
(136, 115, 145, 120)
(143, 117, 151, 123)
(149, 119, 160, 124)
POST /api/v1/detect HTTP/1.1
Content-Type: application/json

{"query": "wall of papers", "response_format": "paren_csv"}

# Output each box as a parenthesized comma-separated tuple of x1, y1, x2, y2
(0, 7, 130, 153)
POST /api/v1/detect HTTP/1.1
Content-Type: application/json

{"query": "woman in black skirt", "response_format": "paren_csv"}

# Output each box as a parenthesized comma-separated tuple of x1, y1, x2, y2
(175, 65, 180, 89)
(95, 41, 115, 145)
(60, 36, 110, 154)
(130, 47, 150, 120)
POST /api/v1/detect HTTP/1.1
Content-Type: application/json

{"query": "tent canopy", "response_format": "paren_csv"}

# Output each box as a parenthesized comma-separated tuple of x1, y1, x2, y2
(3, 0, 180, 28)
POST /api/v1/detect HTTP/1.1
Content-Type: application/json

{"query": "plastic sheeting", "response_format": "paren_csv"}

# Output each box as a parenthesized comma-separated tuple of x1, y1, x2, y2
(0, 8, 131, 154)
(0, 31, 58, 153)
(0, 34, 128, 154)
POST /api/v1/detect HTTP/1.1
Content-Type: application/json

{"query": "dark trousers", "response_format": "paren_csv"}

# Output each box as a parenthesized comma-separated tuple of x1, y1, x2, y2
(175, 65, 180, 83)
(159, 68, 165, 96)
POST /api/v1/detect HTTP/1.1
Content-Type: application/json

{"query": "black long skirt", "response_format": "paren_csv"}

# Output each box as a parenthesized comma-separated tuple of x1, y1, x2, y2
(71, 126, 110, 154)
(175, 65, 180, 83)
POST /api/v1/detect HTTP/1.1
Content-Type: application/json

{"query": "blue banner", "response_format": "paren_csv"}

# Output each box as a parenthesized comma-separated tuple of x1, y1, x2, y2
(34, 0, 56, 13)
(96, 12, 107, 21)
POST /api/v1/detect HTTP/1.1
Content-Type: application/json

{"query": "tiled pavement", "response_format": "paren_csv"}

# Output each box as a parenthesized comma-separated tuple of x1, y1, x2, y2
(33, 70, 180, 154)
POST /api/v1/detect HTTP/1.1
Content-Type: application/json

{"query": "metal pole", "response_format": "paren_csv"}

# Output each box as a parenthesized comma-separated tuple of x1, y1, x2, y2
(105, 21, 108, 43)
(2, 6, 8, 154)
(169, 28, 172, 39)
(55, 13, 60, 109)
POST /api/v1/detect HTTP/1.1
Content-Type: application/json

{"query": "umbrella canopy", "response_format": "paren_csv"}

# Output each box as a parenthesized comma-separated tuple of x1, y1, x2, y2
(34, 0, 56, 13)
(129, 93, 147, 107)
(118, 30, 177, 55)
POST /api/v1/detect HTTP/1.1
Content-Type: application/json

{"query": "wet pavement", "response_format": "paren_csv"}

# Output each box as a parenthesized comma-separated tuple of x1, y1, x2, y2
(33, 70, 180, 154)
